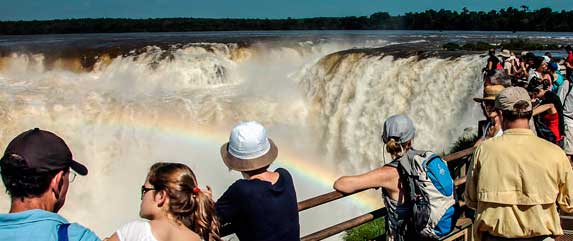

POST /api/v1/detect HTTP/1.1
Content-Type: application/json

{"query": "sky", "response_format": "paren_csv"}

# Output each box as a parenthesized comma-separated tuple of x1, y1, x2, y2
(1, 0, 572, 21)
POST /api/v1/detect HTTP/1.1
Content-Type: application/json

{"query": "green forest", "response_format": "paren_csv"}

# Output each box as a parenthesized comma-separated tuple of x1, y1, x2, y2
(1, 6, 572, 35)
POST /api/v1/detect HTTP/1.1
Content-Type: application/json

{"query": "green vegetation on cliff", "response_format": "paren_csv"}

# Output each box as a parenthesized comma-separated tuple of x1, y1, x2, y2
(1, 7, 572, 35)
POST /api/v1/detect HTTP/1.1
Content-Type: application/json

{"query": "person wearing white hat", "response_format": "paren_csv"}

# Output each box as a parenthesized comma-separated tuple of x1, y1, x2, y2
(499, 49, 517, 77)
(215, 121, 299, 241)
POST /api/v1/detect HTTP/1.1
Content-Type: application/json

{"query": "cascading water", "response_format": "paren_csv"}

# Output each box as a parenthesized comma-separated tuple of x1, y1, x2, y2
(296, 51, 485, 172)
(0, 38, 485, 240)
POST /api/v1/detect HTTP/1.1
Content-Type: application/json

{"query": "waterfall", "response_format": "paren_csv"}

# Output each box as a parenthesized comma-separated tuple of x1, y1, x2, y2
(0, 39, 484, 239)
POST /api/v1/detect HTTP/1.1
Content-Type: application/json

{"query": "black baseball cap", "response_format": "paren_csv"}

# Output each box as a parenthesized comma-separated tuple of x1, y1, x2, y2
(2, 128, 88, 175)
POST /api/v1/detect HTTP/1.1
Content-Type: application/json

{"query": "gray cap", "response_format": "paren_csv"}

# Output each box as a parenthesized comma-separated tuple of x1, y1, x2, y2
(382, 114, 416, 144)
(494, 87, 532, 112)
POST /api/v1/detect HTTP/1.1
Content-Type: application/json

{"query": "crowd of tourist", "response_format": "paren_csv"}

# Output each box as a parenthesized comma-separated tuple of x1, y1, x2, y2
(482, 46, 573, 160)
(0, 47, 573, 241)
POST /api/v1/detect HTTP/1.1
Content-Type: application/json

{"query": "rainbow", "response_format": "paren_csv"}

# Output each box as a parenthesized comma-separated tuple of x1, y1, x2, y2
(93, 112, 382, 211)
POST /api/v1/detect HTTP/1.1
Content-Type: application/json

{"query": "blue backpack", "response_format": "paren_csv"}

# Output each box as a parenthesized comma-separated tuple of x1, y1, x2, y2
(398, 150, 456, 239)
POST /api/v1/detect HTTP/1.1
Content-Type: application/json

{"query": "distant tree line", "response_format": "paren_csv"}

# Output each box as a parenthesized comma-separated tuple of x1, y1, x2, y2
(0, 7, 572, 35)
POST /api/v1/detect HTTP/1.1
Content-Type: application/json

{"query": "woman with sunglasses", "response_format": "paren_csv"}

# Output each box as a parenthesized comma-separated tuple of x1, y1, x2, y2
(473, 85, 505, 146)
(105, 162, 222, 241)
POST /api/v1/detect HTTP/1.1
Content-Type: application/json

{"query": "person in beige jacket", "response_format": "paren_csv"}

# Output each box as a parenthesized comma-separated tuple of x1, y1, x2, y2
(465, 87, 573, 241)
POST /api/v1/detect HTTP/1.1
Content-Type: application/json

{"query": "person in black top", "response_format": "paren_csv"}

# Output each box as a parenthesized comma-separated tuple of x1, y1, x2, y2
(216, 121, 299, 241)
(485, 48, 501, 77)
(528, 77, 565, 146)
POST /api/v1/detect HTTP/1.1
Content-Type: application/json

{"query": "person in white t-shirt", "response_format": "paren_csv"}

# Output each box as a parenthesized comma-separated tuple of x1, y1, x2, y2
(104, 163, 221, 241)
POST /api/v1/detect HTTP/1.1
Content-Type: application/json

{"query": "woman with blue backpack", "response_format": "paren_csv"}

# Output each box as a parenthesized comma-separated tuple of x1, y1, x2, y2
(334, 114, 456, 241)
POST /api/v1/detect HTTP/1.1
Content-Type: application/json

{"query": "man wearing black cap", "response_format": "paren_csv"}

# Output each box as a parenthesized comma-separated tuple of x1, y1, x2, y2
(0, 128, 100, 241)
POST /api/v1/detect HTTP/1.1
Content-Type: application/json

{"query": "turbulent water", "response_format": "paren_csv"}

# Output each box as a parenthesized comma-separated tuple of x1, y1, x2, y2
(0, 31, 571, 240)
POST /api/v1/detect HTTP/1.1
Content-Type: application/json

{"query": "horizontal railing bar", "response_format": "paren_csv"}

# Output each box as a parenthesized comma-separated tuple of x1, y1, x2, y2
(299, 184, 471, 241)
(300, 208, 387, 241)
(298, 190, 347, 211)
(443, 147, 475, 162)
(297, 147, 476, 211)
(454, 176, 467, 187)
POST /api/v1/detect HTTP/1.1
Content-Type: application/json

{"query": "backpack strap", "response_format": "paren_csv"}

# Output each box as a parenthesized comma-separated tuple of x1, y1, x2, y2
(58, 223, 70, 241)
(560, 80, 573, 121)
(398, 150, 427, 203)
(397, 154, 417, 202)
(562, 79, 573, 108)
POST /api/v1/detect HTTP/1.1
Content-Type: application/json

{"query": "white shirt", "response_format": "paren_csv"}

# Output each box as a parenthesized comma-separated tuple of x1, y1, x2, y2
(481, 121, 504, 140)
(528, 69, 542, 82)
(117, 220, 158, 241)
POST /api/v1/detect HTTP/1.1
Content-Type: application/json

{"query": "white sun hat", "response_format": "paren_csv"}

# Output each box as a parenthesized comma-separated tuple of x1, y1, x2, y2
(220, 121, 278, 171)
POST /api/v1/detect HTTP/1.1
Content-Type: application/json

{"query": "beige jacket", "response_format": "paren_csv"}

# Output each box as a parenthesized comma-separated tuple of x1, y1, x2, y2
(464, 128, 573, 240)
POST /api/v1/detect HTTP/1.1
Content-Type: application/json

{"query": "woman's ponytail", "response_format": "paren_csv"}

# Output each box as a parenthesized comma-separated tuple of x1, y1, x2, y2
(386, 138, 402, 157)
(385, 138, 411, 158)
(190, 188, 222, 241)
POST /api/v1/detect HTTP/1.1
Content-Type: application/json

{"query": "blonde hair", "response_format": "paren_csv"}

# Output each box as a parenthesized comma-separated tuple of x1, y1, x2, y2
(147, 162, 222, 241)
(385, 138, 412, 158)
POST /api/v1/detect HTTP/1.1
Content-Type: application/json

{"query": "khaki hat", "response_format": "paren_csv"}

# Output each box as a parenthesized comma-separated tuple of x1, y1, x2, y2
(220, 121, 278, 172)
(498, 49, 511, 58)
(494, 87, 532, 112)
(473, 85, 505, 102)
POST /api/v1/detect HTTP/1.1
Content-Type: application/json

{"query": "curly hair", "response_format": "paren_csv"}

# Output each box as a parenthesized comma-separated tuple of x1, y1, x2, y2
(147, 162, 222, 241)
(0, 153, 61, 199)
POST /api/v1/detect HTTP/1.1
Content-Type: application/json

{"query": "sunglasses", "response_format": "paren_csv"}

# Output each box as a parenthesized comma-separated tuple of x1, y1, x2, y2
(69, 171, 77, 183)
(140, 185, 156, 200)
(481, 101, 496, 113)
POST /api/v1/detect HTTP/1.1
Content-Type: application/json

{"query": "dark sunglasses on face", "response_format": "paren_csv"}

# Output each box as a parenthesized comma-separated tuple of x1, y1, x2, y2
(481, 101, 496, 113)
(141, 185, 156, 200)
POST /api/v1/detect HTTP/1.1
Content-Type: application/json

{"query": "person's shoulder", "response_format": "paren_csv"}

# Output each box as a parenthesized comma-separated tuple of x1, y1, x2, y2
(276, 168, 295, 185)
(476, 135, 503, 150)
(383, 160, 400, 168)
(534, 137, 566, 152)
(118, 220, 149, 231)
(546, 91, 560, 100)
(224, 178, 255, 195)
(275, 168, 293, 179)
(67, 223, 101, 241)
(512, 133, 567, 155)
(115, 220, 150, 241)
(229, 178, 249, 188)
(533, 138, 569, 163)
